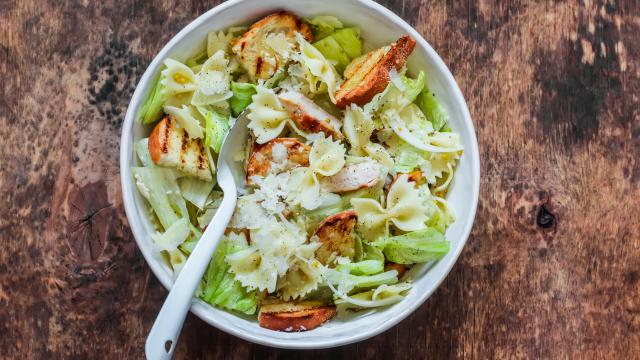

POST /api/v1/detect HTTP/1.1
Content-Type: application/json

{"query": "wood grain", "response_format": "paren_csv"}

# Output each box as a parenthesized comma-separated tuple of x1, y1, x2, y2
(1, 0, 639, 358)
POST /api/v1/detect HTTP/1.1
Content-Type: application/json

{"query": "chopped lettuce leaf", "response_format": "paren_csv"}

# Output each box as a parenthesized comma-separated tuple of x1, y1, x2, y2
(362, 242, 385, 262)
(132, 167, 187, 230)
(135, 138, 155, 168)
(382, 71, 425, 113)
(373, 228, 450, 264)
(178, 227, 200, 255)
(306, 15, 344, 40)
(334, 283, 412, 310)
(201, 236, 258, 315)
(178, 177, 215, 210)
(325, 268, 398, 294)
(394, 144, 424, 173)
(186, 50, 208, 68)
(200, 107, 229, 153)
(418, 84, 448, 131)
(264, 67, 288, 89)
(138, 72, 165, 124)
(331, 27, 362, 59)
(428, 197, 455, 233)
(230, 82, 257, 117)
(336, 260, 384, 275)
(313, 35, 351, 74)
(151, 217, 190, 252)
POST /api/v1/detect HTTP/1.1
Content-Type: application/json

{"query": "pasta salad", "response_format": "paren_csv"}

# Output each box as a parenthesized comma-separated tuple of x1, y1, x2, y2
(133, 11, 461, 332)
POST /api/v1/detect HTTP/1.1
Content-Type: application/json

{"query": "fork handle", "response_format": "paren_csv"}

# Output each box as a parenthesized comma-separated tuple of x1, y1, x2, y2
(145, 193, 237, 360)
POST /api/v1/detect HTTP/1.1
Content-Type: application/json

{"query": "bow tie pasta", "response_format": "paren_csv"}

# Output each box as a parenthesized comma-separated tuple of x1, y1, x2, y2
(191, 50, 233, 107)
(351, 174, 429, 239)
(227, 220, 307, 293)
(276, 242, 325, 301)
(289, 136, 345, 210)
(161, 58, 198, 107)
(247, 85, 302, 143)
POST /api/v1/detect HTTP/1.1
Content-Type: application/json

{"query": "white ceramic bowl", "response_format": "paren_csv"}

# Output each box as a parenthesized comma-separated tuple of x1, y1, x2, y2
(120, 0, 480, 349)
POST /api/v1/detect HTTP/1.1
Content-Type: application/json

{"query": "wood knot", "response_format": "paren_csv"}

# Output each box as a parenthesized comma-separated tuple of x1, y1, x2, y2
(536, 204, 556, 229)
(67, 181, 112, 261)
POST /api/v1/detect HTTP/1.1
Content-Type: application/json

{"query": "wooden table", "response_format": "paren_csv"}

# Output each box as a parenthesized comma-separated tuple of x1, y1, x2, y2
(2, 0, 638, 358)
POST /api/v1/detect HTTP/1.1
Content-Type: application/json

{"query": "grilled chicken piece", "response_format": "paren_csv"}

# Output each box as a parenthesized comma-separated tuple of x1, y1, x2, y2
(384, 262, 408, 279)
(320, 161, 382, 193)
(313, 210, 358, 264)
(246, 138, 310, 184)
(231, 11, 313, 82)
(389, 170, 425, 190)
(335, 35, 416, 108)
(258, 301, 337, 332)
(148, 116, 212, 181)
(278, 90, 343, 140)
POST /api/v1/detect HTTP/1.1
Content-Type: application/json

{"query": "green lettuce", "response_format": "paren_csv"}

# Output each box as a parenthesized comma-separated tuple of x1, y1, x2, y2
(306, 15, 343, 40)
(200, 107, 229, 153)
(313, 35, 351, 73)
(201, 239, 258, 315)
(325, 268, 398, 294)
(336, 260, 384, 275)
(138, 72, 165, 124)
(132, 167, 187, 230)
(373, 228, 449, 264)
(135, 138, 156, 168)
(178, 177, 215, 210)
(151, 217, 190, 252)
(418, 84, 448, 131)
(230, 82, 257, 117)
(332, 27, 362, 59)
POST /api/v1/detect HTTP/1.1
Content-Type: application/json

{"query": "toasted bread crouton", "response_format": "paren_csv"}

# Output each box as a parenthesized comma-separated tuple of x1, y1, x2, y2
(335, 35, 416, 108)
(246, 138, 310, 184)
(384, 262, 408, 279)
(278, 90, 343, 140)
(148, 117, 212, 181)
(231, 11, 313, 82)
(313, 210, 357, 264)
(258, 301, 336, 332)
(320, 161, 382, 193)
(389, 170, 425, 190)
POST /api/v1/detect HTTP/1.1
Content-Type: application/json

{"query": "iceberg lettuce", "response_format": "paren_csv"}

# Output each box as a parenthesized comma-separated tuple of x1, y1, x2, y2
(336, 260, 384, 276)
(131, 167, 187, 230)
(230, 82, 257, 117)
(306, 15, 343, 40)
(201, 237, 258, 315)
(138, 72, 165, 124)
(373, 228, 449, 264)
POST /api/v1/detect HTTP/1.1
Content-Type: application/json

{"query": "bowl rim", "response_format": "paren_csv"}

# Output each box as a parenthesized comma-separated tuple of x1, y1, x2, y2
(120, 0, 480, 349)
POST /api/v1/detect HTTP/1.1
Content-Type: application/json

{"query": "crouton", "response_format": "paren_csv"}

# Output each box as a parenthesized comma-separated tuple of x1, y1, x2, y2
(278, 90, 343, 140)
(258, 301, 336, 332)
(231, 11, 313, 82)
(148, 116, 212, 181)
(246, 138, 310, 184)
(313, 210, 358, 264)
(320, 161, 382, 193)
(335, 35, 416, 108)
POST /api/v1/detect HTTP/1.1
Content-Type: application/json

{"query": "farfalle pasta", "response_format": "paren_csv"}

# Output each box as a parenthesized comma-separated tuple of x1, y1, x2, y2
(246, 85, 299, 143)
(288, 136, 345, 210)
(351, 174, 430, 239)
(134, 11, 461, 331)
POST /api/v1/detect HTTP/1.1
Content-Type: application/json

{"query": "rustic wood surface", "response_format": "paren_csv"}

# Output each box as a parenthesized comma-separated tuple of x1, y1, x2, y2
(1, 0, 639, 358)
